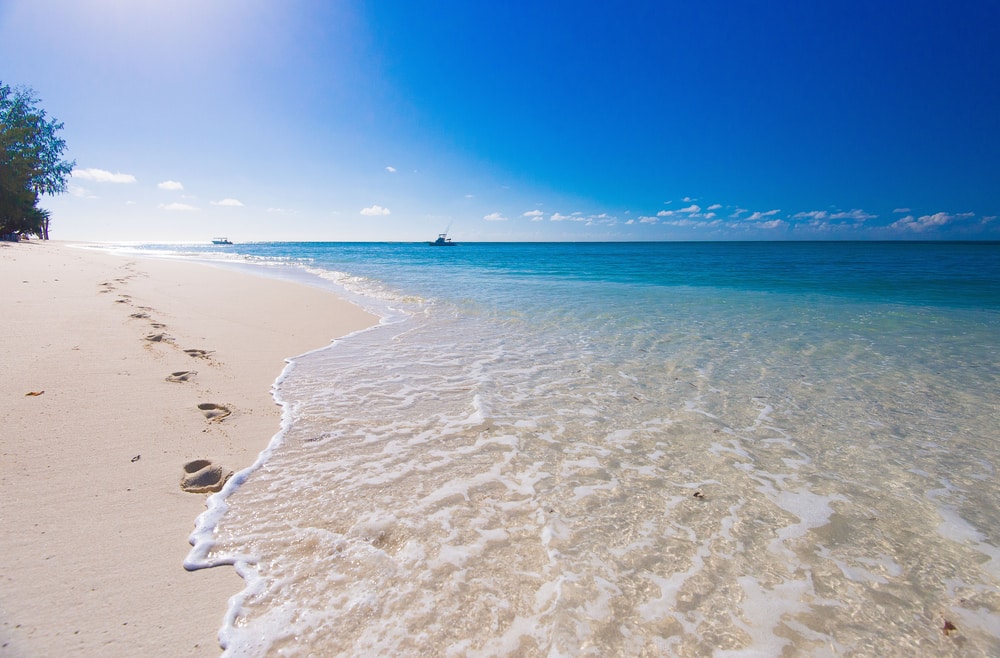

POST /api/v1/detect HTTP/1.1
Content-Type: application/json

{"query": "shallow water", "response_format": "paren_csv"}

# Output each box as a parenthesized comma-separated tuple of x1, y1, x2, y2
(165, 241, 1000, 656)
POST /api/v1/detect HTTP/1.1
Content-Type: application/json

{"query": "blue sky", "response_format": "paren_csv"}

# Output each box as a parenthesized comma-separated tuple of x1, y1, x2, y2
(2, 0, 998, 241)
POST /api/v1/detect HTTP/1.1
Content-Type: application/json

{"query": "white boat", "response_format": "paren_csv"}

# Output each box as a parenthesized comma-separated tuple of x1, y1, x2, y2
(428, 233, 455, 246)
(211, 237, 233, 245)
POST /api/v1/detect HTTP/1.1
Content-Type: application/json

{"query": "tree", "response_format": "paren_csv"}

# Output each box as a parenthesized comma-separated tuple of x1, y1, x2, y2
(0, 82, 74, 239)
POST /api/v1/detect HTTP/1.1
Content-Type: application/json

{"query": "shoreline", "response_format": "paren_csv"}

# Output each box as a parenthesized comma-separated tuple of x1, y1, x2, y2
(0, 241, 378, 656)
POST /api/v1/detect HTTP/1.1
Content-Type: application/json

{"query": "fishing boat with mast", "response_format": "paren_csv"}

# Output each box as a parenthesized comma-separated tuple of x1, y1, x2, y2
(428, 232, 456, 246)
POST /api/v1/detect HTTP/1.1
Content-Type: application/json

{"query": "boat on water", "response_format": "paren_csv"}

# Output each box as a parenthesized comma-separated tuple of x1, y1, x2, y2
(428, 233, 456, 246)
(212, 237, 233, 245)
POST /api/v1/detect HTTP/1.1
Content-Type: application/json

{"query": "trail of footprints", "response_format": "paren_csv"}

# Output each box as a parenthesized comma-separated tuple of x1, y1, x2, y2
(108, 269, 234, 493)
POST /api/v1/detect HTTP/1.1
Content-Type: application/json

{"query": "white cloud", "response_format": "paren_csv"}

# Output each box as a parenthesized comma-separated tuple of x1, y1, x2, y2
(465, 194, 475, 198)
(158, 180, 184, 191)
(211, 198, 244, 207)
(889, 211, 973, 232)
(360, 205, 391, 216)
(893, 208, 911, 213)
(664, 218, 722, 229)
(69, 184, 97, 199)
(158, 202, 198, 211)
(657, 210, 674, 217)
(888, 215, 917, 230)
(746, 209, 781, 221)
(522, 210, 545, 220)
(638, 216, 659, 224)
(72, 168, 136, 183)
(484, 212, 508, 221)
(550, 212, 576, 221)
(385, 166, 397, 173)
(707, 204, 722, 211)
(757, 219, 786, 230)
(830, 209, 875, 221)
(679, 204, 701, 213)
(625, 218, 635, 225)
(793, 209, 874, 222)
(890, 213, 939, 232)
(682, 196, 696, 202)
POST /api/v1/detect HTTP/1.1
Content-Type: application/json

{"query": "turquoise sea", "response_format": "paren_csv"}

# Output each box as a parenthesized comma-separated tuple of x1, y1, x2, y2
(133, 241, 999, 655)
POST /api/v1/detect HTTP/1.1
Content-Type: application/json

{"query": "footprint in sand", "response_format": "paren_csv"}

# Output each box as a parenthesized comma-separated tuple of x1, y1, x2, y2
(129, 312, 150, 319)
(145, 333, 172, 343)
(149, 322, 166, 329)
(198, 402, 231, 421)
(184, 349, 213, 359)
(180, 459, 233, 493)
(166, 371, 197, 383)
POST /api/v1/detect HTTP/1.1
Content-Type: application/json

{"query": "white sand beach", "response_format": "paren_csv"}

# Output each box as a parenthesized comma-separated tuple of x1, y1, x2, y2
(0, 241, 377, 656)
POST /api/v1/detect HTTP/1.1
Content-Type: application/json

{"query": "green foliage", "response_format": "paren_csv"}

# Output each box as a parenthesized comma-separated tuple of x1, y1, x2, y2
(0, 81, 74, 239)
